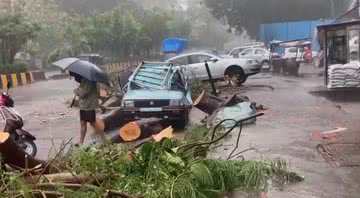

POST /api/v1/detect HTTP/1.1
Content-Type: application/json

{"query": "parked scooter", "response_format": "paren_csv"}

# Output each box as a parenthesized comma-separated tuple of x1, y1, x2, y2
(0, 82, 37, 157)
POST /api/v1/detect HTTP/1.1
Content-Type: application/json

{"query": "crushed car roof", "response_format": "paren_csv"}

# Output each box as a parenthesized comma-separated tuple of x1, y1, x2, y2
(128, 62, 177, 90)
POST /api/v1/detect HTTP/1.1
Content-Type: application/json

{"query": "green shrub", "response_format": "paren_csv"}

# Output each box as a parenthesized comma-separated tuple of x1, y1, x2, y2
(0, 63, 27, 74)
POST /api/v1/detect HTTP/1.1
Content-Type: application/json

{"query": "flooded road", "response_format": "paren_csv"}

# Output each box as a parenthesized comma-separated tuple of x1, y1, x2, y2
(12, 67, 360, 197)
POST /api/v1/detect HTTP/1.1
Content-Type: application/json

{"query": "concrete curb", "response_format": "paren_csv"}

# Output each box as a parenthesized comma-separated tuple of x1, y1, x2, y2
(0, 71, 46, 89)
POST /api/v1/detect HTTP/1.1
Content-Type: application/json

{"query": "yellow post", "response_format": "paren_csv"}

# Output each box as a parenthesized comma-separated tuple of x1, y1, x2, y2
(1, 75, 7, 89)
(29, 72, 34, 82)
(20, 73, 27, 85)
(11, 74, 18, 87)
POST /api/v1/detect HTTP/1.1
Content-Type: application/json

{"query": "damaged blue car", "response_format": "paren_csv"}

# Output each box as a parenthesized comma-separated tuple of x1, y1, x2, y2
(120, 62, 192, 128)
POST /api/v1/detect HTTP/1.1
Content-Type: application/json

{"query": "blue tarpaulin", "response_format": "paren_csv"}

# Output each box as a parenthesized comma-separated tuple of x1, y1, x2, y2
(162, 38, 188, 54)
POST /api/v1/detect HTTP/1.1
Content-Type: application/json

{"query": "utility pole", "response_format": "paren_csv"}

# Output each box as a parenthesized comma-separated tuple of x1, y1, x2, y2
(330, 0, 335, 18)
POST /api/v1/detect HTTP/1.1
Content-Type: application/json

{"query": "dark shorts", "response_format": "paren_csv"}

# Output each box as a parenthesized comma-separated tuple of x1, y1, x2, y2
(80, 110, 96, 123)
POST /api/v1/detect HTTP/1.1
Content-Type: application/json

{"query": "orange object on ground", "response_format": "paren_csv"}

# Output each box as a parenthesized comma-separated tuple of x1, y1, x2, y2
(311, 127, 347, 140)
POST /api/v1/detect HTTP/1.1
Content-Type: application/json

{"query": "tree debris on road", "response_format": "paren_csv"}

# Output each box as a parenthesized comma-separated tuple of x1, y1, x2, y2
(0, 135, 302, 198)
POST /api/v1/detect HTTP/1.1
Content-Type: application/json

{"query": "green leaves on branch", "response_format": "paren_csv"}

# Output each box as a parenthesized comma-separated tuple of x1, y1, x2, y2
(0, 139, 302, 198)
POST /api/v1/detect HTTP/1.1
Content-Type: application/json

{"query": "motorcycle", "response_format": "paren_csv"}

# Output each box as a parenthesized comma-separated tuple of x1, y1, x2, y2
(0, 82, 37, 157)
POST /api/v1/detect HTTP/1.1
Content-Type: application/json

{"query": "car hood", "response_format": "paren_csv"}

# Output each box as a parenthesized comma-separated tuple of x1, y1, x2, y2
(123, 90, 184, 100)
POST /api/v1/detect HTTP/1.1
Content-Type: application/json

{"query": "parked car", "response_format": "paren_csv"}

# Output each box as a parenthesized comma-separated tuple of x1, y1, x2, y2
(282, 47, 305, 62)
(269, 40, 310, 75)
(120, 62, 192, 128)
(238, 48, 271, 70)
(227, 42, 266, 58)
(166, 52, 261, 85)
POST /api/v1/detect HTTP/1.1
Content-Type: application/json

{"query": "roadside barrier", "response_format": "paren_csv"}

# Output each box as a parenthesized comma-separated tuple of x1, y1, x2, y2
(103, 60, 142, 73)
(0, 71, 46, 89)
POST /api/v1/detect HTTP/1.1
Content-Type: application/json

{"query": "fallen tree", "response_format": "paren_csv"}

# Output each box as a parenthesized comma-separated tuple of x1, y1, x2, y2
(99, 109, 127, 132)
(0, 114, 303, 198)
(111, 118, 163, 143)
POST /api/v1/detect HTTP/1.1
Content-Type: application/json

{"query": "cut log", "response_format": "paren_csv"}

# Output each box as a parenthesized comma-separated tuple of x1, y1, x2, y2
(193, 91, 223, 114)
(0, 132, 47, 170)
(120, 122, 142, 141)
(30, 190, 64, 198)
(33, 183, 98, 191)
(111, 118, 163, 143)
(152, 126, 173, 142)
(25, 172, 105, 184)
(100, 109, 127, 133)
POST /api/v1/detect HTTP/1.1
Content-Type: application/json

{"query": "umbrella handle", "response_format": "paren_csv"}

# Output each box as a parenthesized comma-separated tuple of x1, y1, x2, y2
(70, 95, 77, 108)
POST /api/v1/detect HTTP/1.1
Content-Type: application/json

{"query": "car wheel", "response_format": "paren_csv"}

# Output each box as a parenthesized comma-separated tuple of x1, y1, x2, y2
(230, 69, 247, 86)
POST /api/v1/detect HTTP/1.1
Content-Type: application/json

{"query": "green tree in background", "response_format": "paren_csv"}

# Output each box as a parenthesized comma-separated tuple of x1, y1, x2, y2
(9, 0, 193, 64)
(138, 11, 170, 56)
(0, 13, 40, 64)
(15, 0, 67, 59)
(167, 18, 192, 38)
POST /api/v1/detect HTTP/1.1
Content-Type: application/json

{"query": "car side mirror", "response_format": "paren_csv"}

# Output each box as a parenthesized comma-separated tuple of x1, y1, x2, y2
(210, 58, 218, 63)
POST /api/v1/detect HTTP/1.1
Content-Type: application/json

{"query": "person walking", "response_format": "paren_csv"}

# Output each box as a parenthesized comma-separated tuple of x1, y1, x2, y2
(71, 72, 105, 144)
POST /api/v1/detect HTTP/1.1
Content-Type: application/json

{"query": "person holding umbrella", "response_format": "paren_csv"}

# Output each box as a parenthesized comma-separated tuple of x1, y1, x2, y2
(52, 58, 110, 144)
(71, 72, 104, 144)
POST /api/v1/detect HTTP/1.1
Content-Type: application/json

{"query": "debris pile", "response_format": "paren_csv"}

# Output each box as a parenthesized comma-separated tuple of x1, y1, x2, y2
(0, 129, 303, 198)
(193, 91, 259, 127)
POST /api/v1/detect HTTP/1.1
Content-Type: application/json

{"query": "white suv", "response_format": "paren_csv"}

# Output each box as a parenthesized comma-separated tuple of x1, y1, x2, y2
(238, 48, 271, 70)
(166, 52, 261, 85)
(227, 43, 266, 58)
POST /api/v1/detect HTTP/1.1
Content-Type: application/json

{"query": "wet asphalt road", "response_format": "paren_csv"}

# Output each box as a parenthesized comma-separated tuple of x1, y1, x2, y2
(11, 67, 360, 198)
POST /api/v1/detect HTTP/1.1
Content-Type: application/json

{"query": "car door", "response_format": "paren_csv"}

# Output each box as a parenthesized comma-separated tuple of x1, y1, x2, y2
(188, 54, 213, 80)
(254, 49, 267, 62)
(168, 55, 194, 79)
(239, 48, 255, 59)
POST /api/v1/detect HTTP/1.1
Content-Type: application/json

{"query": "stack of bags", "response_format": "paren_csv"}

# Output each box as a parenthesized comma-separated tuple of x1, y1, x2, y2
(328, 61, 360, 88)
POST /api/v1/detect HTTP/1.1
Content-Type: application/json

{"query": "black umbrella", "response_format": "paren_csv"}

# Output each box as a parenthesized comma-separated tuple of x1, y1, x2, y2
(52, 58, 110, 86)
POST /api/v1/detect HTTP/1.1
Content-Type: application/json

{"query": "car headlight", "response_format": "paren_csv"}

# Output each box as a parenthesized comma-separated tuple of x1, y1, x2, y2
(123, 100, 134, 107)
(169, 100, 180, 106)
